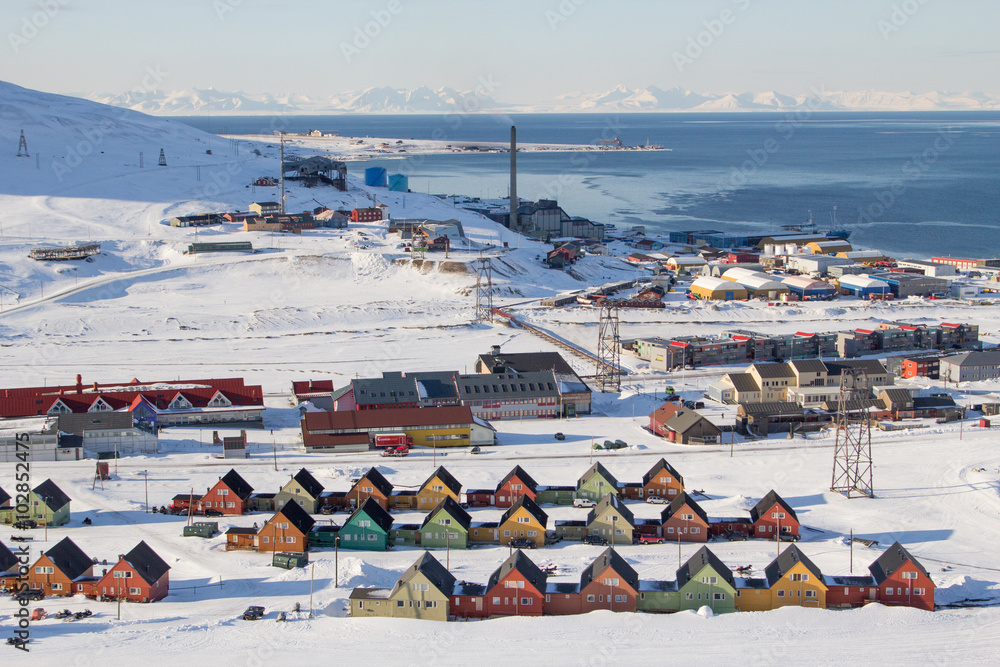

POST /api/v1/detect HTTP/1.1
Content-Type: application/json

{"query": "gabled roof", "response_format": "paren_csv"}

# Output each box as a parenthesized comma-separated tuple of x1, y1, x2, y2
(880, 388, 915, 409)
(393, 552, 456, 597)
(825, 360, 889, 377)
(726, 373, 762, 393)
(33, 479, 71, 512)
(789, 359, 828, 374)
(0, 540, 16, 574)
(577, 462, 619, 490)
(749, 490, 798, 524)
(869, 542, 931, 584)
(677, 546, 735, 589)
(478, 351, 577, 377)
(421, 496, 472, 532)
(579, 548, 639, 591)
(739, 401, 805, 417)
(421, 466, 462, 496)
(587, 493, 634, 527)
(665, 409, 721, 436)
(218, 469, 254, 500)
(290, 468, 324, 499)
(750, 362, 796, 379)
(0, 486, 9, 507)
(352, 374, 419, 406)
(487, 549, 548, 593)
(660, 491, 709, 525)
(913, 396, 958, 410)
(649, 401, 683, 424)
(43, 537, 92, 581)
(764, 544, 824, 587)
(355, 467, 394, 497)
(500, 495, 548, 529)
(497, 465, 539, 494)
(642, 459, 684, 488)
(347, 498, 394, 534)
(272, 500, 316, 535)
(120, 541, 170, 586)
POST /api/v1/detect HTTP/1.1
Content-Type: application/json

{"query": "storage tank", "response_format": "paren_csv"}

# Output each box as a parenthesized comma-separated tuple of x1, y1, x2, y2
(364, 167, 388, 187)
(387, 173, 408, 192)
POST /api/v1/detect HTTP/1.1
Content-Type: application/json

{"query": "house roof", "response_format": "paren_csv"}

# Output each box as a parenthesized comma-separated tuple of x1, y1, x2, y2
(56, 412, 135, 436)
(290, 468, 324, 499)
(577, 462, 619, 490)
(579, 548, 639, 591)
(789, 359, 828, 374)
(750, 363, 796, 379)
(0, 486, 9, 507)
(120, 541, 170, 586)
(764, 544, 824, 587)
(665, 409, 722, 436)
(726, 373, 762, 393)
(940, 350, 1000, 367)
(393, 552, 456, 597)
(456, 371, 560, 401)
(477, 351, 577, 377)
(303, 406, 476, 433)
(649, 401, 683, 424)
(347, 498, 394, 534)
(272, 500, 316, 535)
(226, 527, 258, 535)
(642, 459, 684, 488)
(869, 541, 931, 584)
(587, 493, 634, 527)
(409, 371, 461, 401)
(355, 467, 394, 497)
(42, 537, 92, 580)
(487, 549, 548, 593)
(218, 469, 254, 500)
(500, 495, 548, 528)
(749, 490, 798, 524)
(33, 479, 71, 512)
(677, 546, 735, 589)
(825, 360, 889, 377)
(497, 465, 539, 494)
(661, 491, 709, 525)
(912, 396, 958, 410)
(421, 496, 472, 532)
(0, 540, 16, 573)
(738, 402, 805, 417)
(880, 388, 915, 409)
(353, 373, 419, 406)
(422, 466, 462, 496)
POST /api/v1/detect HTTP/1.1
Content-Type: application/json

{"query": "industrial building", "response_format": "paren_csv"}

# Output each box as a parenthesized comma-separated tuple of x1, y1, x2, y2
(837, 250, 886, 264)
(805, 240, 853, 255)
(780, 276, 837, 300)
(872, 272, 949, 298)
(836, 274, 891, 298)
(688, 276, 748, 301)
(721, 268, 789, 299)
(895, 259, 957, 277)
(785, 254, 854, 276)
(939, 350, 1000, 383)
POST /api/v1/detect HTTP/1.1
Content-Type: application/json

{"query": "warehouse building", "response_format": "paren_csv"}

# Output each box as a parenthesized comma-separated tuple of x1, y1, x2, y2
(301, 406, 494, 451)
(872, 273, 949, 298)
(781, 276, 837, 300)
(721, 268, 789, 299)
(895, 259, 957, 277)
(805, 240, 853, 255)
(688, 276, 748, 301)
(785, 254, 854, 276)
(837, 250, 886, 264)
(837, 274, 891, 298)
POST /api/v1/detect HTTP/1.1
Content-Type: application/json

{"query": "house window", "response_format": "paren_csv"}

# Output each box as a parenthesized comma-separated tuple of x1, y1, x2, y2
(396, 600, 404, 607)
(691, 527, 700, 534)
(701, 576, 718, 585)
(411, 583, 429, 592)
(51, 583, 62, 591)
(666, 527, 674, 534)
(603, 578, 620, 586)
(587, 595, 596, 602)
(545, 595, 550, 603)
(492, 597, 501, 604)
(35, 566, 54, 575)
(685, 593, 694, 600)
(438, 518, 451, 525)
(777, 590, 785, 598)
(129, 587, 141, 595)
(504, 530, 511, 537)
(902, 571, 917, 580)
(913, 588, 925, 595)
(805, 590, 817, 598)
(521, 597, 532, 605)
(714, 593, 725, 600)
(368, 534, 376, 541)
(226, 502, 234, 508)
(517, 517, 530, 523)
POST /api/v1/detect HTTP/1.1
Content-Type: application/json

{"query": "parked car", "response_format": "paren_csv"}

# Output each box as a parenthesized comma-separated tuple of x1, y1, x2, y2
(15, 589, 44, 602)
(470, 446, 482, 454)
(12, 520, 37, 530)
(510, 538, 536, 549)
(554, 432, 565, 441)
(573, 498, 596, 508)
(583, 535, 608, 546)
(645, 496, 669, 505)
(638, 534, 666, 544)
(242, 606, 265, 621)
(204, 509, 223, 517)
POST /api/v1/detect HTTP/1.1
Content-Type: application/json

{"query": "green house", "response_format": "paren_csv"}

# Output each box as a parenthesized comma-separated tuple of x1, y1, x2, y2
(576, 462, 620, 502)
(420, 497, 472, 549)
(534, 485, 577, 506)
(676, 546, 737, 613)
(585, 494, 635, 545)
(637, 580, 680, 612)
(338, 498, 393, 551)
(1, 479, 71, 526)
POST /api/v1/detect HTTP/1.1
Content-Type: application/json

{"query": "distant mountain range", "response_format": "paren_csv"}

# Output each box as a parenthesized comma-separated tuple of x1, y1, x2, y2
(83, 85, 1000, 115)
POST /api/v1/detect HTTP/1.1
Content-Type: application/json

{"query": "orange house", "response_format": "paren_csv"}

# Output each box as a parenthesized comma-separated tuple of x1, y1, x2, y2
(579, 548, 639, 613)
(198, 469, 254, 515)
(494, 465, 539, 508)
(641, 458, 684, 500)
(1, 537, 93, 597)
(660, 492, 710, 542)
(870, 542, 935, 612)
(348, 467, 394, 510)
(484, 550, 547, 617)
(749, 490, 800, 540)
(258, 501, 316, 553)
(93, 541, 170, 603)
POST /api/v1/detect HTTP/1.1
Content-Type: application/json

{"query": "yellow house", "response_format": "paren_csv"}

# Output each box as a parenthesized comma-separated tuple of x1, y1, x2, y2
(274, 468, 325, 514)
(764, 545, 828, 609)
(497, 496, 548, 547)
(415, 466, 462, 510)
(734, 578, 773, 612)
(350, 552, 455, 621)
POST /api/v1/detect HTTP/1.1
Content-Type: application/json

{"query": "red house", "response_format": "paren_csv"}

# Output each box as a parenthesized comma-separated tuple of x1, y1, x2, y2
(494, 466, 539, 508)
(869, 542, 935, 611)
(352, 207, 382, 223)
(484, 550, 547, 617)
(749, 490, 800, 540)
(648, 401, 683, 438)
(660, 492, 710, 543)
(824, 575, 877, 608)
(451, 582, 489, 618)
(579, 548, 639, 613)
(198, 469, 254, 515)
(93, 541, 170, 603)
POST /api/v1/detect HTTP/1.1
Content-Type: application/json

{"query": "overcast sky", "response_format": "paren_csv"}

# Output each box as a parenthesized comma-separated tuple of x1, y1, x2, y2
(2, 0, 998, 101)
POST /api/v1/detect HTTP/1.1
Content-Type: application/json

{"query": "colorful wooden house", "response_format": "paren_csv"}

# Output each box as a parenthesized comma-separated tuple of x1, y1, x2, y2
(675, 546, 737, 613)
(586, 494, 635, 545)
(1, 479, 71, 526)
(347, 467, 394, 510)
(469, 521, 500, 544)
(823, 574, 878, 608)
(350, 552, 455, 621)
(0, 486, 10, 510)
(749, 490, 799, 540)
(420, 497, 471, 549)
(414, 466, 462, 510)
(869, 541, 935, 611)
(493, 465, 539, 508)
(259, 501, 315, 553)
(339, 498, 393, 551)
(498, 496, 548, 547)
(576, 462, 620, 502)
(170, 493, 199, 514)
(484, 550, 548, 617)
(763, 544, 827, 609)
(660, 492, 710, 543)
(451, 581, 489, 618)
(579, 548, 639, 613)
(225, 526, 258, 551)
(275, 468, 325, 514)
(648, 401, 684, 438)
(199, 469, 253, 515)
(93, 541, 170, 603)
(640, 458, 684, 500)
(543, 581, 583, 616)
(0, 537, 93, 597)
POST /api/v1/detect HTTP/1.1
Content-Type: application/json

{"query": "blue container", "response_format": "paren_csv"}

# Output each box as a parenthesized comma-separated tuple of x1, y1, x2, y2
(387, 174, 408, 192)
(364, 167, 387, 187)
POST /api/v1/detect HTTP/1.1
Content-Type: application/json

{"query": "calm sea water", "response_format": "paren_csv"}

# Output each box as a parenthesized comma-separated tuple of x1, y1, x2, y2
(174, 112, 1000, 259)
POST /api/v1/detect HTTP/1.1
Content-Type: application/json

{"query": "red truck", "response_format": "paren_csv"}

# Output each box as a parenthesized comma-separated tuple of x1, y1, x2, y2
(374, 433, 413, 449)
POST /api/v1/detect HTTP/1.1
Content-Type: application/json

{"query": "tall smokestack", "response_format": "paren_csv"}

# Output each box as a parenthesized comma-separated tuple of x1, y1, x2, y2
(509, 125, 517, 231)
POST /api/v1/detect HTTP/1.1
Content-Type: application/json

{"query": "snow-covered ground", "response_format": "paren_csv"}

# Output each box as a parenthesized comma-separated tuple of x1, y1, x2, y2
(1, 80, 999, 664)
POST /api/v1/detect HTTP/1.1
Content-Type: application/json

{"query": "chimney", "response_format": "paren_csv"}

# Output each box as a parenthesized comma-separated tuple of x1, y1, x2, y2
(93, 382, 99, 391)
(76, 374, 83, 394)
(491, 345, 501, 357)
(509, 126, 517, 231)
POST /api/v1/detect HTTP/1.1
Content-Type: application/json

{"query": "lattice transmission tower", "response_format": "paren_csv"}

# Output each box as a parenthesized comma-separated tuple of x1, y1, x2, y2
(596, 304, 621, 392)
(475, 255, 493, 323)
(830, 368, 875, 498)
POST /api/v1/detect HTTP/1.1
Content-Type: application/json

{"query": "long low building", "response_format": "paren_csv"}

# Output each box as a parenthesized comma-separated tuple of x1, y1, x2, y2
(689, 276, 748, 301)
(721, 268, 790, 299)
(301, 406, 495, 451)
(0, 417, 81, 462)
(781, 276, 837, 300)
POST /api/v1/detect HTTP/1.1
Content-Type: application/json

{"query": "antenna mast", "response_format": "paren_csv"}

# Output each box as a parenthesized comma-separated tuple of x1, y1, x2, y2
(830, 367, 874, 498)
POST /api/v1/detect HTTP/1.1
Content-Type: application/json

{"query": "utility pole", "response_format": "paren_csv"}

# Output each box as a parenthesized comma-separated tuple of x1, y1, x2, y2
(144, 470, 149, 513)
(279, 132, 287, 214)
(309, 563, 314, 618)
(334, 536, 340, 588)
(273, 433, 278, 471)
